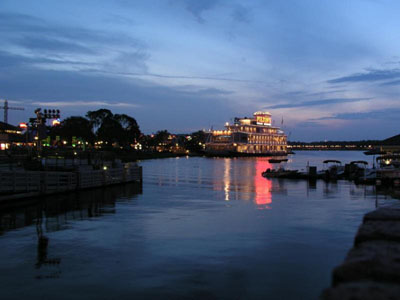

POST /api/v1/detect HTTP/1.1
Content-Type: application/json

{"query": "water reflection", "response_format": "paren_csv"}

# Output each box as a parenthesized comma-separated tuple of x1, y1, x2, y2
(217, 157, 275, 207)
(0, 183, 142, 281)
(224, 159, 231, 201)
(0, 183, 142, 235)
(2, 153, 399, 300)
(254, 159, 272, 208)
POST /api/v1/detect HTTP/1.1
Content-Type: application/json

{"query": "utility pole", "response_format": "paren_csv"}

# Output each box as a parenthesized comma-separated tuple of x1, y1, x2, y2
(0, 99, 25, 124)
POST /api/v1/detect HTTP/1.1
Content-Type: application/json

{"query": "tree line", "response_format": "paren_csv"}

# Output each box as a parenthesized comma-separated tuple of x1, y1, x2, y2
(48, 108, 207, 152)
(50, 109, 141, 147)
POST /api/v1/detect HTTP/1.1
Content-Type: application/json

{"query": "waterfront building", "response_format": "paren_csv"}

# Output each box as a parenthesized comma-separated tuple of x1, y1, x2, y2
(0, 121, 24, 150)
(205, 111, 287, 156)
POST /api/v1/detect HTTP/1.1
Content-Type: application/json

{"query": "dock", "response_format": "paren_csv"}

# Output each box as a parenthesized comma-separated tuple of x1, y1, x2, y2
(0, 159, 142, 204)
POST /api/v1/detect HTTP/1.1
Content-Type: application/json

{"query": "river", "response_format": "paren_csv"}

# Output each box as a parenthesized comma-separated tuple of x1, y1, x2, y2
(0, 151, 397, 299)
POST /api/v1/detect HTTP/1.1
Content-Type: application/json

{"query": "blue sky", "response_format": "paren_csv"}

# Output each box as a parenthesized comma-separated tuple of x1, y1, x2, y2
(1, 0, 399, 141)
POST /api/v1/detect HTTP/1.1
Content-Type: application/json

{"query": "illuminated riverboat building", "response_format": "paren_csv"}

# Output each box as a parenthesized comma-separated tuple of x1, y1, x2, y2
(205, 112, 287, 155)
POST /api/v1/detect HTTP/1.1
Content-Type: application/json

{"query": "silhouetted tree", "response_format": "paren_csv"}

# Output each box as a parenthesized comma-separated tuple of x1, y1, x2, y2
(115, 114, 141, 144)
(154, 130, 170, 144)
(96, 117, 124, 146)
(50, 116, 95, 144)
(86, 109, 113, 131)
(86, 109, 141, 147)
(185, 130, 207, 152)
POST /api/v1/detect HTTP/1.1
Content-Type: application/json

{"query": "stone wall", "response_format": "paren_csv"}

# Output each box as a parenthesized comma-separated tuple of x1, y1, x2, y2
(321, 203, 400, 299)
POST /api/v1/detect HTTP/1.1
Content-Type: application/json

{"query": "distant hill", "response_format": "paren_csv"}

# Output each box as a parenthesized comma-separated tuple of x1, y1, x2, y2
(381, 134, 400, 145)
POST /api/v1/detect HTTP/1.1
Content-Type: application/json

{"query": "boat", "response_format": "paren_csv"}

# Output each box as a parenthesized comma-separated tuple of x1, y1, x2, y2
(318, 160, 345, 180)
(348, 160, 368, 180)
(363, 149, 387, 156)
(205, 111, 287, 156)
(268, 158, 288, 163)
(262, 168, 299, 178)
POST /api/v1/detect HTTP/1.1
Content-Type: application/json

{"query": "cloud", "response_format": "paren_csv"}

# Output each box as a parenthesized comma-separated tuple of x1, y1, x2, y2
(311, 108, 400, 121)
(15, 36, 96, 55)
(381, 79, 400, 86)
(0, 50, 99, 70)
(327, 68, 400, 84)
(31, 101, 140, 108)
(0, 11, 146, 69)
(0, 66, 235, 133)
(231, 4, 251, 23)
(264, 97, 372, 109)
(83, 68, 263, 83)
(183, 0, 219, 23)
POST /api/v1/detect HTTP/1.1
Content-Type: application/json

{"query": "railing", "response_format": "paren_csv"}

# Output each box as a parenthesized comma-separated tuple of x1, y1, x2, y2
(0, 171, 41, 193)
(0, 165, 142, 197)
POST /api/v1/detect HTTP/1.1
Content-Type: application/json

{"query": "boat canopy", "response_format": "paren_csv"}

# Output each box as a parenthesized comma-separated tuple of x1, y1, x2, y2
(323, 160, 341, 164)
(350, 160, 368, 165)
(376, 155, 400, 161)
(363, 150, 387, 156)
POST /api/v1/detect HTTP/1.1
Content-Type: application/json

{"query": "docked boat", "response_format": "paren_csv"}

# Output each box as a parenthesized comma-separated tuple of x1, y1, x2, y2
(262, 168, 299, 178)
(205, 111, 287, 157)
(348, 160, 368, 180)
(319, 160, 345, 180)
(268, 158, 288, 163)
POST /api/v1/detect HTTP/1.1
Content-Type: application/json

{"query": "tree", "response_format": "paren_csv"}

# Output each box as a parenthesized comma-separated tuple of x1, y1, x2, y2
(50, 116, 95, 144)
(86, 109, 142, 147)
(86, 109, 113, 130)
(96, 117, 124, 146)
(185, 130, 207, 152)
(114, 114, 141, 144)
(154, 130, 170, 145)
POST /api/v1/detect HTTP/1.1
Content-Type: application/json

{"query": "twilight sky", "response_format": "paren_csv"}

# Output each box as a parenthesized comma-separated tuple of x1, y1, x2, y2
(1, 0, 399, 141)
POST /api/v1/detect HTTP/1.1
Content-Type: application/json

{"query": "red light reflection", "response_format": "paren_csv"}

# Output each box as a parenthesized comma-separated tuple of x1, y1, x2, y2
(254, 159, 272, 207)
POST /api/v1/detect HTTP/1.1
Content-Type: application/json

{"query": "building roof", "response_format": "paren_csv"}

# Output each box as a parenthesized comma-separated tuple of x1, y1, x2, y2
(0, 121, 22, 132)
(253, 111, 271, 116)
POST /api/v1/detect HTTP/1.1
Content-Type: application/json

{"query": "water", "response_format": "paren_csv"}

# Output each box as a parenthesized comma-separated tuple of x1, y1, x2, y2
(0, 151, 397, 299)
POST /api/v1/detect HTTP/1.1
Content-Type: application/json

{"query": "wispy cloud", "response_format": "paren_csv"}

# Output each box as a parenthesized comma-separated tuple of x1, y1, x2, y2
(0, 11, 146, 70)
(328, 68, 400, 84)
(183, 0, 219, 23)
(231, 4, 252, 23)
(311, 108, 400, 121)
(381, 79, 400, 86)
(30, 100, 140, 108)
(264, 97, 372, 109)
(83, 68, 263, 83)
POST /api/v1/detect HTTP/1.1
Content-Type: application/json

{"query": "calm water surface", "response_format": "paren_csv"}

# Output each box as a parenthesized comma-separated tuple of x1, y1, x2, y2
(0, 151, 397, 299)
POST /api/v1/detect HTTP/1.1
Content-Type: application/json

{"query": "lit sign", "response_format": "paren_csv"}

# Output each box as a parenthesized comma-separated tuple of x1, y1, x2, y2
(19, 122, 28, 129)
(256, 115, 271, 125)
(52, 119, 61, 126)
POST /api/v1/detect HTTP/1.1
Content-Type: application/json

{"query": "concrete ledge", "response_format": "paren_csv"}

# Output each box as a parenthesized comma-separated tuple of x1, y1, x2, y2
(355, 220, 400, 244)
(333, 240, 400, 285)
(364, 205, 400, 221)
(321, 203, 400, 299)
(321, 281, 400, 300)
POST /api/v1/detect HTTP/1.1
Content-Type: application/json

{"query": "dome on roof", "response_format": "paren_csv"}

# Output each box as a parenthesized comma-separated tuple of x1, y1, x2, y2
(253, 111, 271, 116)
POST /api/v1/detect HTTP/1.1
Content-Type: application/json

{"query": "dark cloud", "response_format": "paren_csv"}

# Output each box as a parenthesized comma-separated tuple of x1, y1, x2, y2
(0, 50, 98, 69)
(0, 11, 144, 59)
(231, 4, 251, 23)
(0, 62, 234, 133)
(83, 68, 263, 83)
(264, 97, 371, 109)
(381, 79, 400, 86)
(183, 0, 219, 23)
(327, 68, 400, 84)
(311, 108, 400, 121)
(276, 89, 347, 99)
(15, 36, 96, 55)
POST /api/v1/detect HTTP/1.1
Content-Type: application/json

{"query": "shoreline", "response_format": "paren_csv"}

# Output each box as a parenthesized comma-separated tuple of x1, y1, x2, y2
(321, 201, 400, 299)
